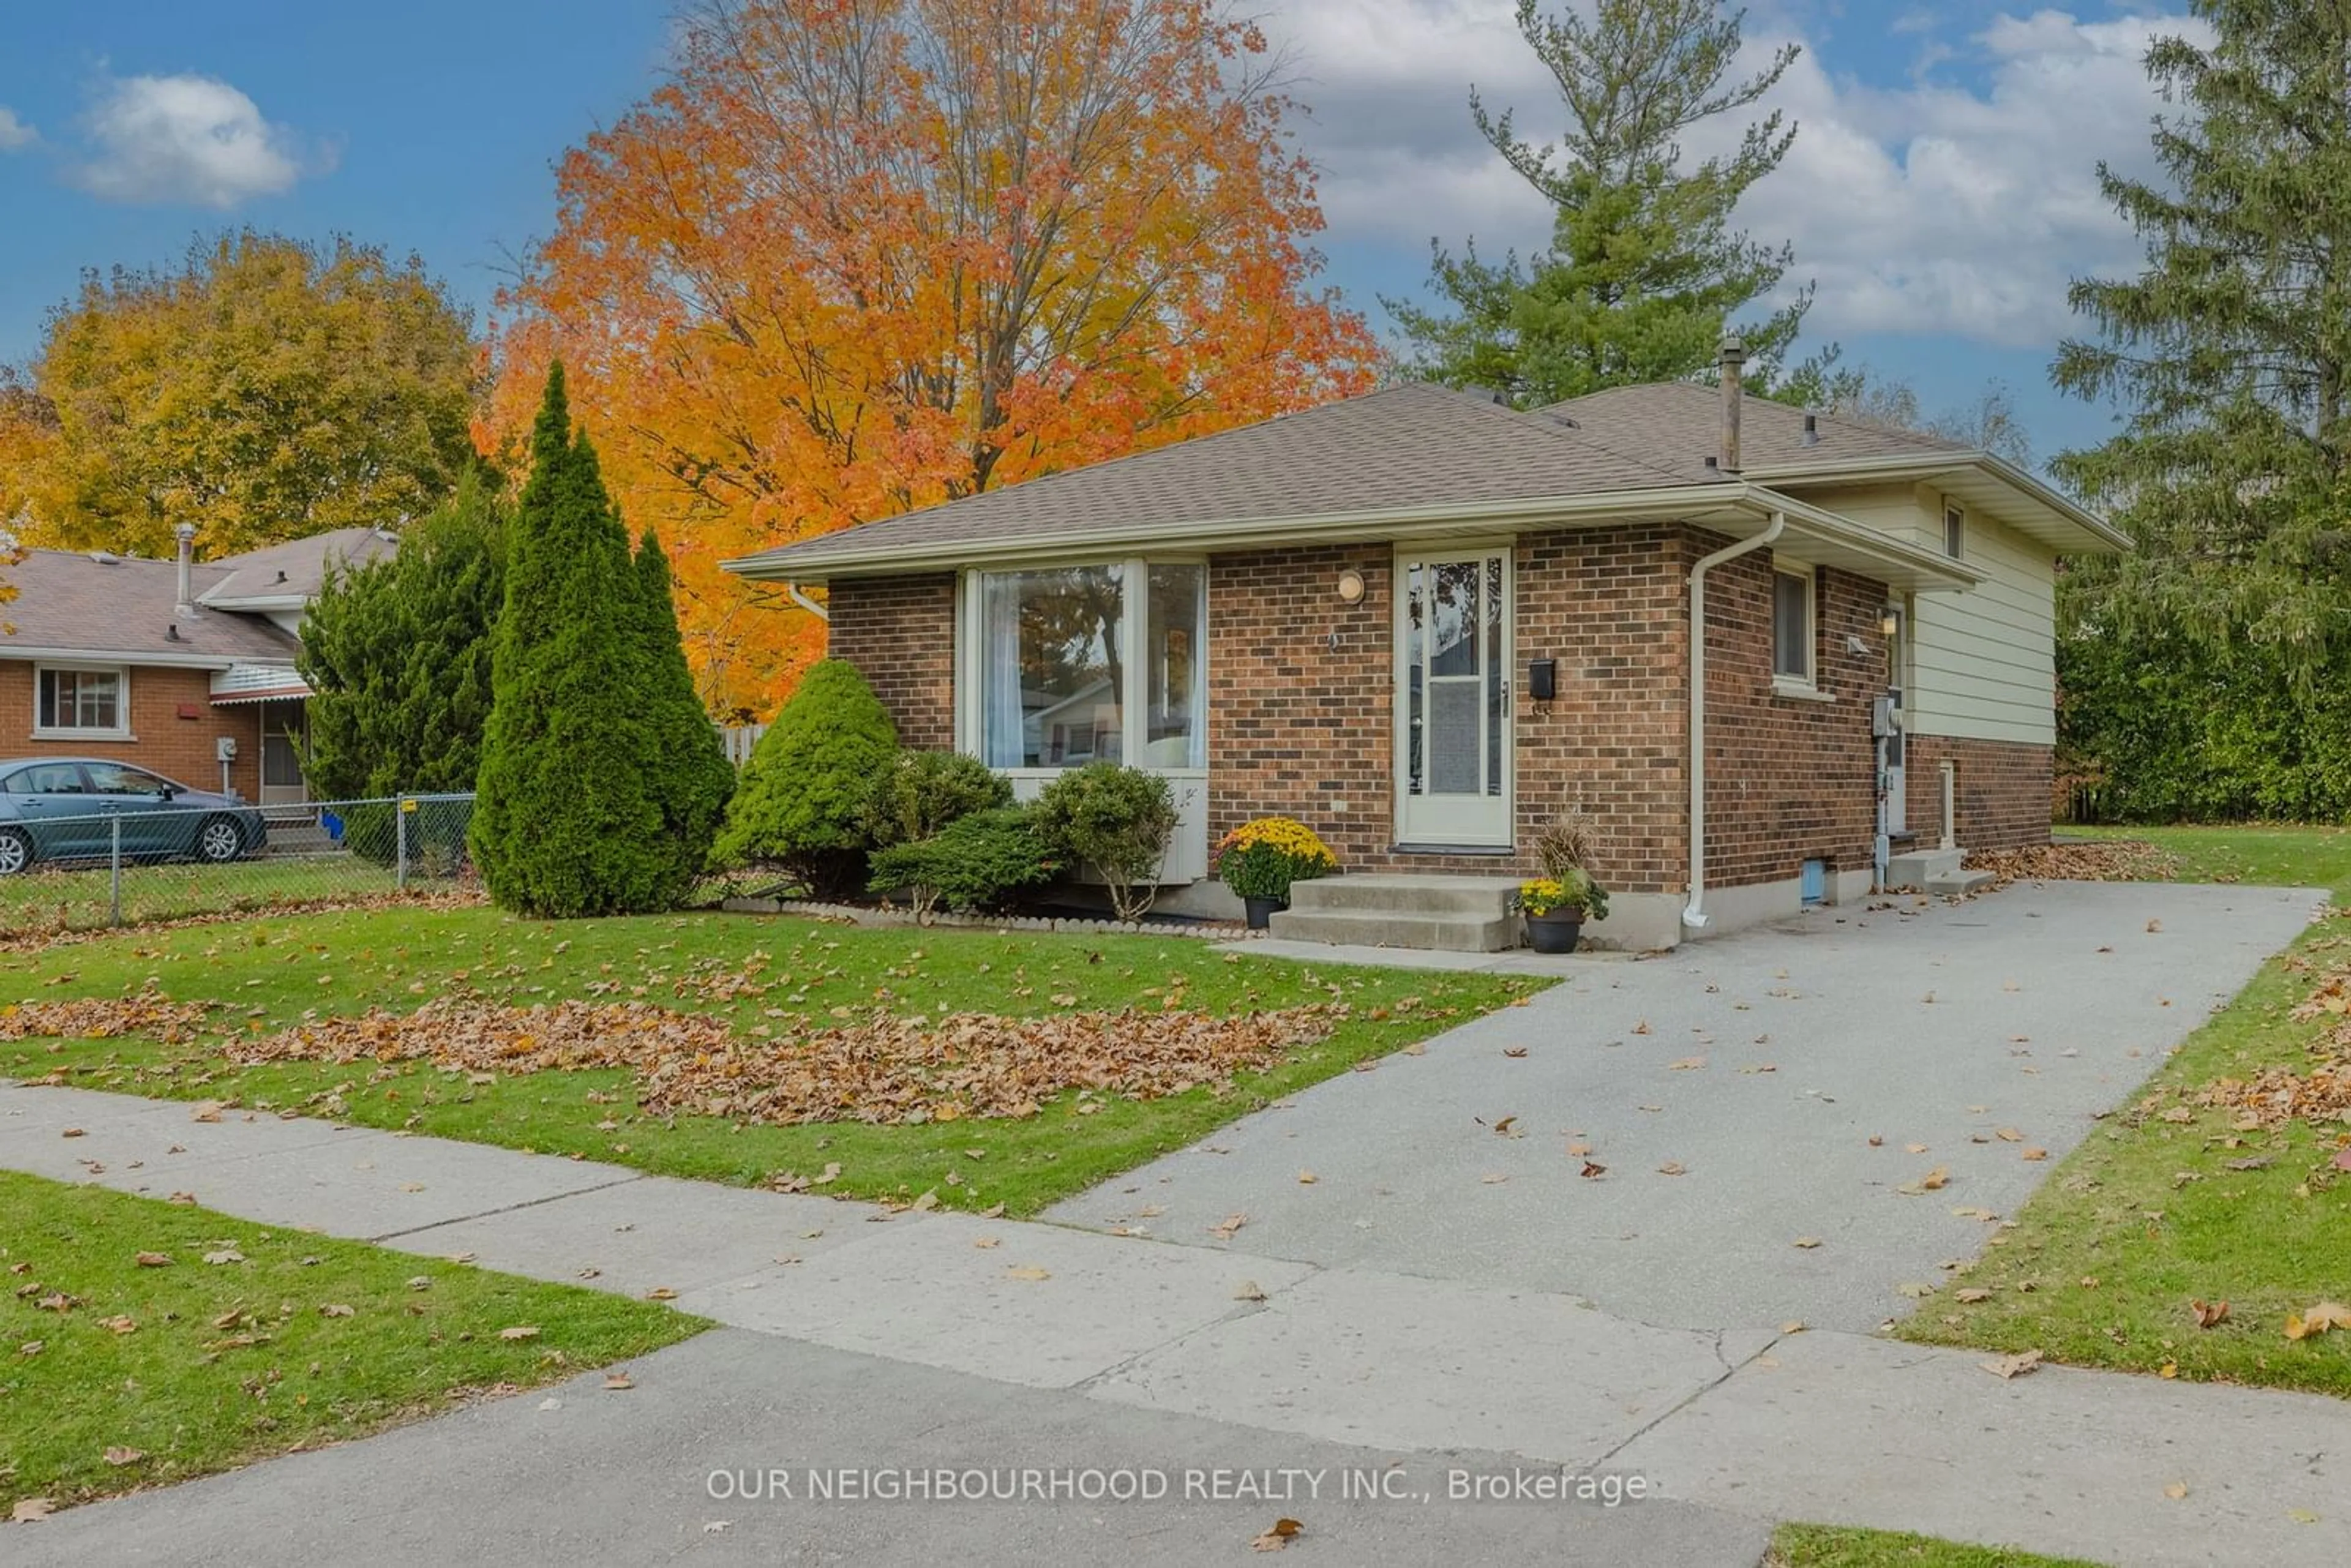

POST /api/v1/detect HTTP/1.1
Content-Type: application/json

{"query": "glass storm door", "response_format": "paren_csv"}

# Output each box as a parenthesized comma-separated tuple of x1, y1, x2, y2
(1395, 547, 1512, 846)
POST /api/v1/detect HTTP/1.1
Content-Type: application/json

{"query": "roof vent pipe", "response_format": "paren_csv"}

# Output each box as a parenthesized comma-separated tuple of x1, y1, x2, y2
(1802, 413, 1820, 447)
(174, 522, 197, 617)
(1718, 336, 1746, 473)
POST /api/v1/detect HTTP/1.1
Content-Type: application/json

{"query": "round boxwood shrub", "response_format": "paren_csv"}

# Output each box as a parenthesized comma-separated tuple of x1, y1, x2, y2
(868, 805, 1057, 917)
(1030, 761, 1179, 922)
(714, 659, 898, 898)
(861, 749, 1012, 849)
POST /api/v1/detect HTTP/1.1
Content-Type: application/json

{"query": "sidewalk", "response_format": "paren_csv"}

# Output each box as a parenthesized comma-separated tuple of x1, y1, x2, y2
(6, 1079, 2345, 1566)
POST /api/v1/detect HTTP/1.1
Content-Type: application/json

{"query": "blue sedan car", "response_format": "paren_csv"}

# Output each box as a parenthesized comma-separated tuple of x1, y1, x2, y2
(0, 757, 268, 876)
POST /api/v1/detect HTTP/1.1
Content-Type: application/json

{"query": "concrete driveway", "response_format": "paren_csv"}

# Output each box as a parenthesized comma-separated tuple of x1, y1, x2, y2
(1046, 880, 2324, 1334)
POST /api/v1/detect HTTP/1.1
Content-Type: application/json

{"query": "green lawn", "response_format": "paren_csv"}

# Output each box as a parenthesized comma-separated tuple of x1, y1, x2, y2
(1900, 824, 2351, 1397)
(1771, 1523, 2105, 1567)
(0, 1171, 702, 1517)
(0, 855, 458, 937)
(1, 906, 1540, 1217)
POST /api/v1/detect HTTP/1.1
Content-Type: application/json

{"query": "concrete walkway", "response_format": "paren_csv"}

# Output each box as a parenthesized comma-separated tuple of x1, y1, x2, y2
(1063, 880, 2326, 1332)
(6, 1059, 2347, 1566)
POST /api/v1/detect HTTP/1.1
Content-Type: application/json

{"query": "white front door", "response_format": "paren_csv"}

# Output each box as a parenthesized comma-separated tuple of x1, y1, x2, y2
(1395, 546, 1513, 847)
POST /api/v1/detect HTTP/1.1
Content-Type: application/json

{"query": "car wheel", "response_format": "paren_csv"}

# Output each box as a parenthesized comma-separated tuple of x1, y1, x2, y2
(0, 828, 30, 877)
(195, 816, 246, 865)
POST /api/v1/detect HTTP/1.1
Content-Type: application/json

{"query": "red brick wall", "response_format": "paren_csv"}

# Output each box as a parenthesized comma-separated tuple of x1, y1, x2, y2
(1695, 538, 1887, 890)
(819, 528, 1906, 899)
(0, 661, 263, 798)
(825, 575, 956, 749)
(1904, 734, 2052, 851)
(1203, 528, 1694, 891)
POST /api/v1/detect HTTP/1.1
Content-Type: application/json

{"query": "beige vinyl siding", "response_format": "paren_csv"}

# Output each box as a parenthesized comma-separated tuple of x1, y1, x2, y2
(1780, 480, 2058, 747)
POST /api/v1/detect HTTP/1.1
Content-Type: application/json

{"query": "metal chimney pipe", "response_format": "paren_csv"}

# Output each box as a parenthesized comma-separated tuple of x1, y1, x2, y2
(174, 522, 197, 614)
(1719, 336, 1747, 474)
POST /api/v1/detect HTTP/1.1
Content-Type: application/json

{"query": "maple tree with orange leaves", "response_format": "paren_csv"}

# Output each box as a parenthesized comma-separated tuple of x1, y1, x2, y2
(482, 0, 1379, 717)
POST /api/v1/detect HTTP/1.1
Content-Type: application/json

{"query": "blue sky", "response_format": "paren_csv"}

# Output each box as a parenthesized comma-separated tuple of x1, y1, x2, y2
(0, 2, 2197, 465)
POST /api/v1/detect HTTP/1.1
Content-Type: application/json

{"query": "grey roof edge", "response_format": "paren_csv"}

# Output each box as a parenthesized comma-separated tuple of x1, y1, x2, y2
(1745, 449, 2129, 553)
(723, 479, 1984, 595)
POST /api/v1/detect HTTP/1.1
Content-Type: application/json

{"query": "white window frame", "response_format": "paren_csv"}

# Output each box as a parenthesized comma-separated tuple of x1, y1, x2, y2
(1770, 566, 1818, 694)
(1943, 501, 1967, 561)
(954, 557, 1208, 779)
(31, 662, 133, 741)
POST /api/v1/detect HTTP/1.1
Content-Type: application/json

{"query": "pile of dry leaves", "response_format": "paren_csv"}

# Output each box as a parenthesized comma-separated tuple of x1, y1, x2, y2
(2194, 964, 2351, 1132)
(228, 997, 1340, 1125)
(0, 996, 215, 1045)
(1963, 839, 2178, 890)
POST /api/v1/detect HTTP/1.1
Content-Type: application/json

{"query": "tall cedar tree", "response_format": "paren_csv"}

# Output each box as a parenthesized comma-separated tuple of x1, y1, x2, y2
(1389, 0, 1820, 405)
(630, 525, 736, 905)
(486, 0, 1379, 716)
(2054, 0, 2351, 666)
(471, 364, 699, 916)
(299, 469, 506, 800)
(0, 231, 476, 557)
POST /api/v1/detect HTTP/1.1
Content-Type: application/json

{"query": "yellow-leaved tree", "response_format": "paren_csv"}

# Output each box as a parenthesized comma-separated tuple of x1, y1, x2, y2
(0, 231, 479, 560)
(485, 0, 1379, 717)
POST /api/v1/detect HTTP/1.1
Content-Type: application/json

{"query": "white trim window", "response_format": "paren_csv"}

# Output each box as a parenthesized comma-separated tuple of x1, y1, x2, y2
(962, 560, 1205, 771)
(1943, 501, 1967, 560)
(1771, 568, 1815, 686)
(33, 664, 130, 739)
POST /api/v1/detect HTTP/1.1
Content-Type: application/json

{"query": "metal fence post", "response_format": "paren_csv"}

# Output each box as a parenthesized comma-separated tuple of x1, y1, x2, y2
(109, 814, 123, 928)
(395, 796, 410, 891)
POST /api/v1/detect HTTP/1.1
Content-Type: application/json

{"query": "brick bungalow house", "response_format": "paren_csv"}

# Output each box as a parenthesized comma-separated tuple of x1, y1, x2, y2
(722, 351, 2124, 949)
(1, 525, 392, 804)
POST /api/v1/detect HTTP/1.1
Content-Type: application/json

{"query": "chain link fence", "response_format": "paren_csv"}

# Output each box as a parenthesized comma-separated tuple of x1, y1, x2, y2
(0, 793, 479, 937)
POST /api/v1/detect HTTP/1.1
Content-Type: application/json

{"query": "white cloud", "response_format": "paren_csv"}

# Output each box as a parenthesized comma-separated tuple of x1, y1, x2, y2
(0, 107, 36, 151)
(72, 73, 319, 208)
(1265, 3, 2210, 349)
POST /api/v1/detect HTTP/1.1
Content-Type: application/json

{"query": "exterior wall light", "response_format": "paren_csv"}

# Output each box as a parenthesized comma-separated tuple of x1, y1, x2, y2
(1879, 606, 1900, 638)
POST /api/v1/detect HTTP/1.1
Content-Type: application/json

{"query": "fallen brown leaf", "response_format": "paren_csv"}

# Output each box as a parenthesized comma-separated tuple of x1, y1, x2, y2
(2191, 1299, 2230, 1329)
(1251, 1518, 1303, 1552)
(1981, 1349, 2043, 1380)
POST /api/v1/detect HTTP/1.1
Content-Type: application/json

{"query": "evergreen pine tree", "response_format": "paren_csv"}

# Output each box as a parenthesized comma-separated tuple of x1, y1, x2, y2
(629, 525, 734, 905)
(301, 467, 506, 800)
(1387, 0, 1822, 405)
(470, 364, 672, 916)
(2053, 0, 2351, 666)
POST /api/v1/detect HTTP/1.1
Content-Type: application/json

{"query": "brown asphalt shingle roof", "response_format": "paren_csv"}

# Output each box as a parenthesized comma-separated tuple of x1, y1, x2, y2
(1, 549, 301, 664)
(200, 526, 394, 604)
(1543, 381, 1977, 473)
(734, 380, 1731, 571)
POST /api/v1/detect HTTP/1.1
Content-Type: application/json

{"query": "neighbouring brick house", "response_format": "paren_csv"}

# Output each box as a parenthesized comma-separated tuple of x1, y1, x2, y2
(725, 348, 2124, 948)
(0, 525, 393, 805)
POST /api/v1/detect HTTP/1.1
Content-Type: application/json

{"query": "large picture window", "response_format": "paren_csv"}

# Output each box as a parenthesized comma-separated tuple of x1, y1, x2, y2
(972, 561, 1204, 770)
(34, 666, 128, 737)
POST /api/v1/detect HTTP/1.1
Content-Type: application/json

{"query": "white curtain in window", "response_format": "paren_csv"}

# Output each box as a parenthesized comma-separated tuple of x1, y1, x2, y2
(982, 575, 1026, 767)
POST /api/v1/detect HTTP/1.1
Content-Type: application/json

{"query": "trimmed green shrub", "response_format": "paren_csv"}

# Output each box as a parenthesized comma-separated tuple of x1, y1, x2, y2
(300, 465, 506, 802)
(629, 527, 734, 904)
(861, 750, 1011, 849)
(470, 363, 676, 917)
(714, 659, 898, 898)
(868, 806, 1057, 917)
(1030, 762, 1179, 922)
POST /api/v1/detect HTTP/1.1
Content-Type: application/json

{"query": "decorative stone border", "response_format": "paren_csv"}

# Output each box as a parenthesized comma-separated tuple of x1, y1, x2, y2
(716, 895, 1251, 940)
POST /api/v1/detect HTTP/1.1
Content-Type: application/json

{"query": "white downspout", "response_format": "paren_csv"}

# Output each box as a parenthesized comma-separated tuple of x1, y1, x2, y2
(1682, 512, 1785, 931)
(783, 582, 830, 623)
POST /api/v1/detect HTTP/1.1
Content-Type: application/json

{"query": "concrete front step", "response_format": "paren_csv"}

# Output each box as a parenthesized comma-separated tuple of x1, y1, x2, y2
(1264, 909, 1523, 953)
(1284, 872, 1521, 917)
(1270, 874, 1527, 953)
(1926, 868, 1996, 897)
(1884, 846, 1963, 892)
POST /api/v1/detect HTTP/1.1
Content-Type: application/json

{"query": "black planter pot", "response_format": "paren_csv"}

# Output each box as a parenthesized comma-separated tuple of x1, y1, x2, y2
(1524, 913, 1583, 954)
(1243, 894, 1288, 930)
